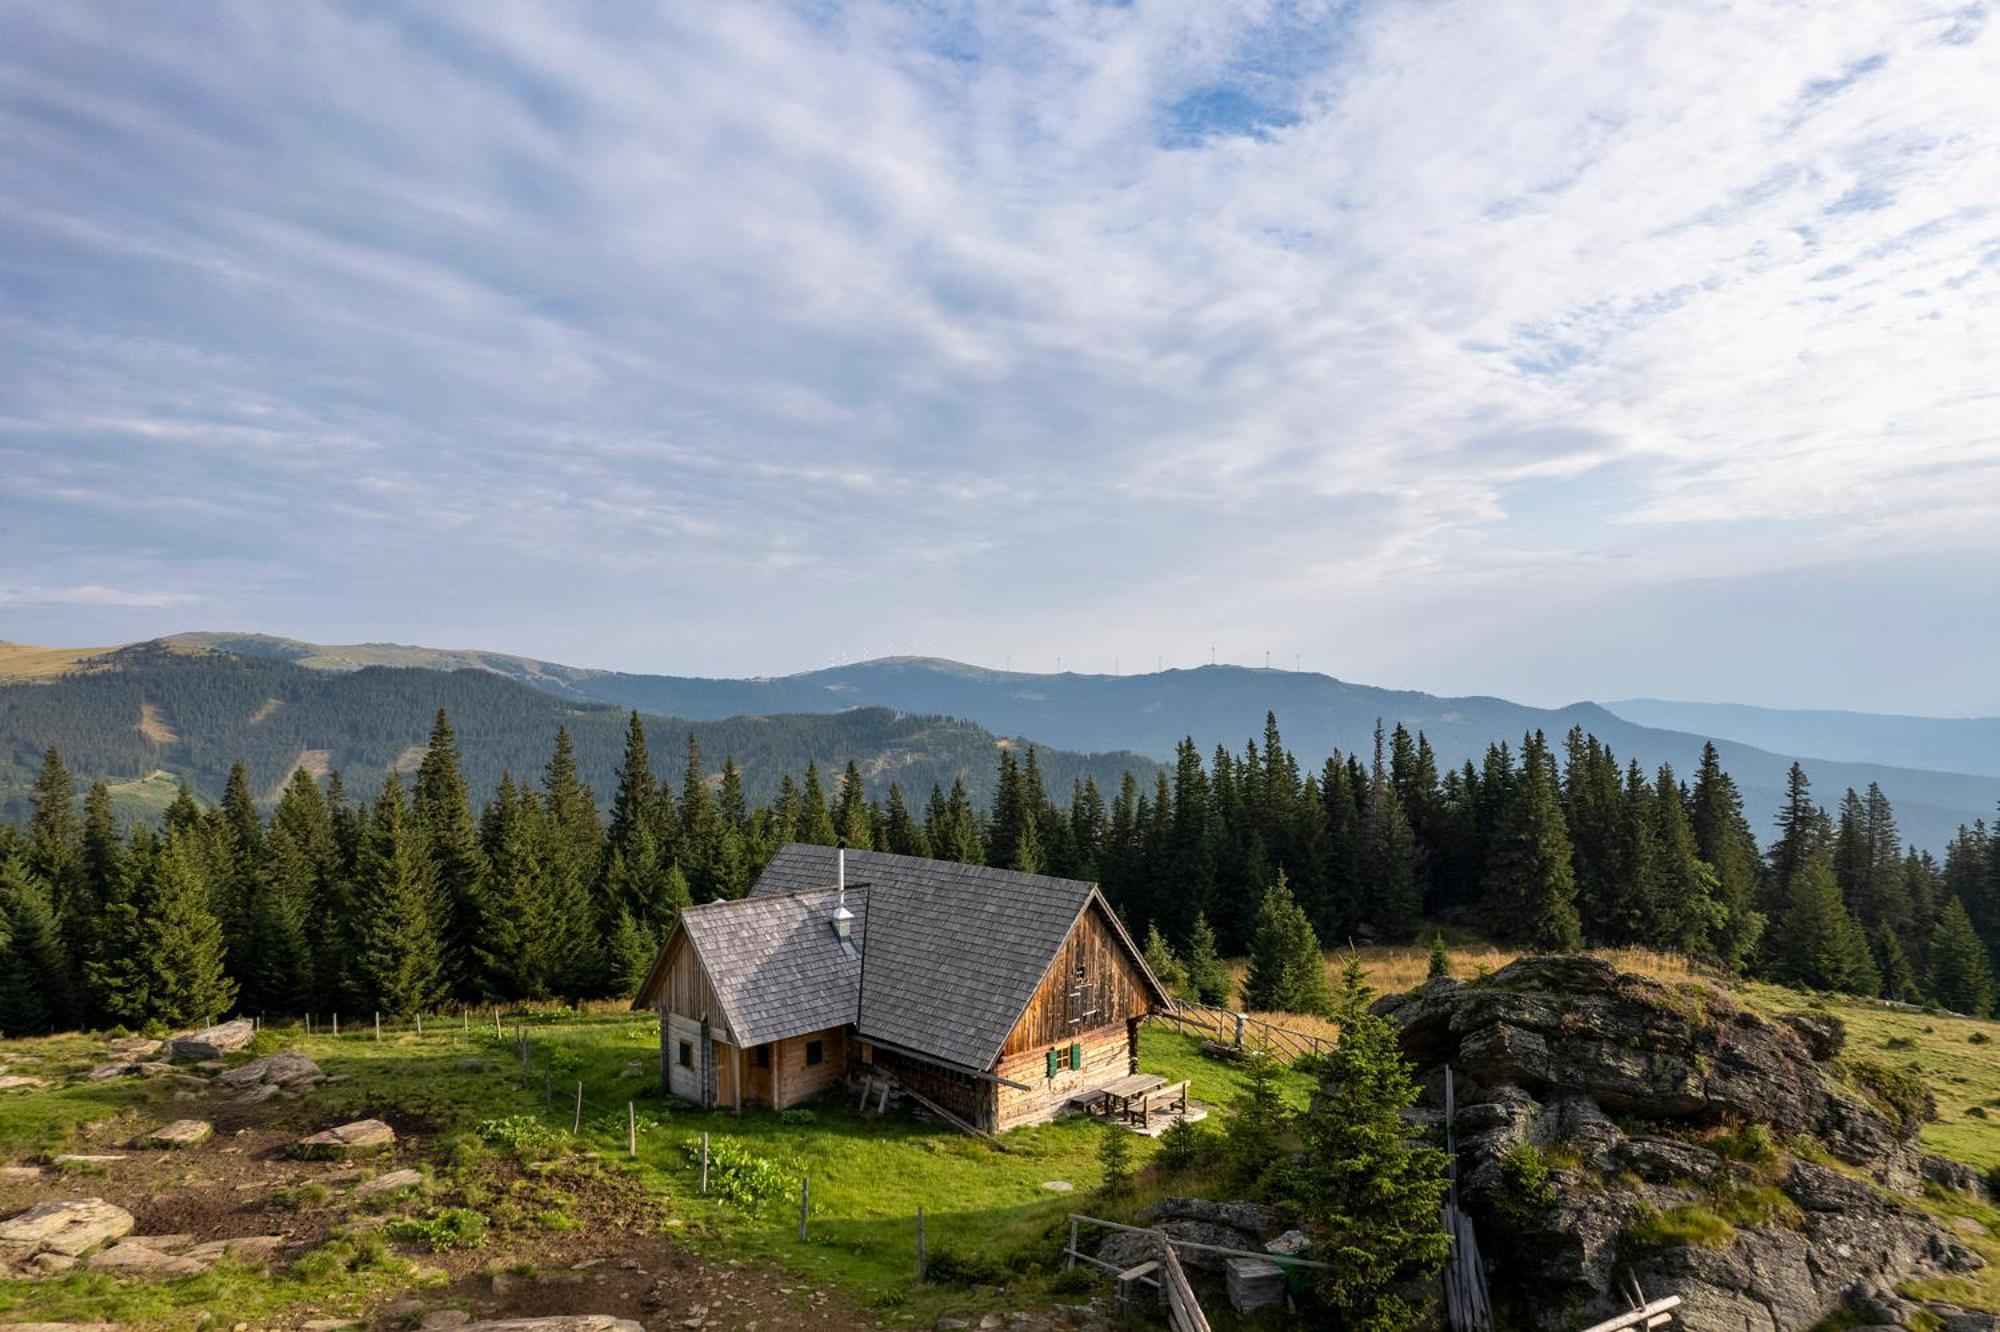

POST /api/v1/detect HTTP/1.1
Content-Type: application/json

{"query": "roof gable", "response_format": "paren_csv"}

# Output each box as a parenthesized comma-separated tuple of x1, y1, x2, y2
(641, 887, 867, 1047)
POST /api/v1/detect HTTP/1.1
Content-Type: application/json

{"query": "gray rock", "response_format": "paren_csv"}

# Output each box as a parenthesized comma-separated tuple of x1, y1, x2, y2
(1139, 1196, 1285, 1237)
(1778, 1011, 1846, 1060)
(1225, 1256, 1286, 1313)
(86, 1240, 206, 1277)
(297, 1118, 396, 1157)
(218, 1051, 320, 1087)
(1925, 1154, 1991, 1201)
(0, 1198, 135, 1261)
(1617, 1135, 1721, 1187)
(0, 1075, 45, 1091)
(1264, 1228, 1311, 1256)
(138, 1119, 213, 1149)
(166, 1018, 256, 1062)
(355, 1168, 423, 1197)
(184, 1235, 285, 1265)
(421, 1313, 472, 1330)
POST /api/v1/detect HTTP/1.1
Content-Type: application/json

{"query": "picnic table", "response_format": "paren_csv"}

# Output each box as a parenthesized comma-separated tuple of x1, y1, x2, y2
(1096, 1072, 1166, 1122)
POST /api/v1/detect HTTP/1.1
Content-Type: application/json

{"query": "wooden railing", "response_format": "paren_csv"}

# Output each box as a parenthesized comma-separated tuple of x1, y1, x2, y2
(1149, 1001, 1331, 1063)
(1158, 1237, 1210, 1332)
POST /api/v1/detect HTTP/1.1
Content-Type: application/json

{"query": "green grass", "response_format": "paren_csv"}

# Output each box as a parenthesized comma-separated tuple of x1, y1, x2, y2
(2, 1014, 1311, 1327)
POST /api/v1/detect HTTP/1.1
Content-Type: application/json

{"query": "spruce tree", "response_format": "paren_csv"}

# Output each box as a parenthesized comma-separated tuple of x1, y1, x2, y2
(1359, 732, 1419, 941)
(413, 710, 487, 998)
(1482, 734, 1582, 951)
(0, 857, 73, 1035)
(1775, 850, 1878, 995)
(795, 762, 837, 847)
(1427, 932, 1451, 980)
(1296, 999, 1450, 1331)
(1243, 871, 1333, 1016)
(246, 821, 317, 1015)
(1141, 922, 1189, 997)
(1931, 897, 1994, 1016)
(1872, 924, 1922, 1005)
(605, 712, 657, 861)
(1650, 764, 1724, 955)
(883, 784, 929, 857)
(834, 761, 872, 850)
(140, 827, 237, 1028)
(1184, 911, 1233, 1006)
(352, 774, 446, 1014)
(1691, 742, 1764, 968)
(26, 747, 82, 914)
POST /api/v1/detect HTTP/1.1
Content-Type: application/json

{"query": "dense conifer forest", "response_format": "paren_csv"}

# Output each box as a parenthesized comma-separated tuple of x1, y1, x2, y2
(1, 707, 1996, 1037)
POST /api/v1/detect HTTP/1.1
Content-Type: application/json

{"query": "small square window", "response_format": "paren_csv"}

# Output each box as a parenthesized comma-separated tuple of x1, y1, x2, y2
(677, 1040, 693, 1069)
(755, 1045, 771, 1069)
(805, 1039, 825, 1066)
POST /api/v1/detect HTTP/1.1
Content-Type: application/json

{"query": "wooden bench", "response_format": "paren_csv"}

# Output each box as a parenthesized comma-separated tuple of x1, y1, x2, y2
(1133, 1080, 1189, 1129)
(1096, 1072, 1166, 1123)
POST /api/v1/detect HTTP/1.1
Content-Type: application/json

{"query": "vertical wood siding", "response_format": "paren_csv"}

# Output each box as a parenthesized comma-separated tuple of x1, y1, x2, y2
(1000, 900, 1154, 1057)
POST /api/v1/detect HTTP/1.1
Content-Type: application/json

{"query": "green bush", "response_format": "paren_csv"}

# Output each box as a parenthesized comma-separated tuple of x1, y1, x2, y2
(1715, 1184, 1803, 1230)
(1155, 1116, 1222, 1172)
(682, 1136, 795, 1209)
(1970, 1032, 1991, 1045)
(387, 1206, 488, 1252)
(1488, 1143, 1557, 1231)
(1708, 1122, 1778, 1166)
(925, 1244, 1005, 1287)
(778, 1107, 817, 1125)
(474, 1114, 566, 1159)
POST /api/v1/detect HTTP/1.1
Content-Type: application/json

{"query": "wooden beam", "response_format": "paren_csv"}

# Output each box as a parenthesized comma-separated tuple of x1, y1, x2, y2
(899, 1083, 1009, 1153)
(733, 1043, 745, 1116)
(771, 1040, 783, 1111)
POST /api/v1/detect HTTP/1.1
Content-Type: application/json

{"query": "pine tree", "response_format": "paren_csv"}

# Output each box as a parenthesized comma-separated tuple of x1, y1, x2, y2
(1141, 922, 1189, 997)
(0, 857, 73, 1035)
(795, 762, 837, 846)
(245, 821, 316, 1015)
(883, 784, 929, 857)
(1775, 850, 1878, 995)
(351, 774, 446, 1014)
(1427, 932, 1451, 981)
(834, 761, 872, 849)
(1872, 924, 1922, 1005)
(1931, 897, 1994, 1016)
(1649, 764, 1724, 955)
(412, 710, 486, 999)
(1295, 1001, 1450, 1331)
(1482, 734, 1582, 951)
(139, 827, 237, 1028)
(605, 712, 657, 861)
(1691, 742, 1764, 968)
(1243, 871, 1333, 1016)
(1359, 728, 1419, 940)
(26, 747, 82, 913)
(541, 730, 602, 980)
(1185, 912, 1233, 1006)
(1222, 1049, 1291, 1195)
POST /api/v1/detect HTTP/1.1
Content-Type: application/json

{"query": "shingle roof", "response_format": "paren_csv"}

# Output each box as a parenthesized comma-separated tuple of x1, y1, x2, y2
(753, 844, 1149, 1072)
(674, 887, 866, 1047)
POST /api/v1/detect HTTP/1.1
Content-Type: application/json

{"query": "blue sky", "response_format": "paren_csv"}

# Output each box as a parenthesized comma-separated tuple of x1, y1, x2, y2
(2, 1, 1997, 713)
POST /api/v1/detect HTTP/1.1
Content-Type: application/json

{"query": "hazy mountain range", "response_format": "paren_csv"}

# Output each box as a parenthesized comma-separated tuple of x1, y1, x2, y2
(4, 631, 1996, 852)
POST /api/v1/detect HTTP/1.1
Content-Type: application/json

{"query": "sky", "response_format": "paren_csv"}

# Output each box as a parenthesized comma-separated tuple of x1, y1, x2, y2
(1, 1, 1997, 715)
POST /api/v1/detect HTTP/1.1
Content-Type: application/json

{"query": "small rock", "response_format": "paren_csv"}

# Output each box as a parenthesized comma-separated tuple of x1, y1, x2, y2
(0, 1075, 46, 1091)
(139, 1119, 214, 1149)
(296, 1118, 395, 1158)
(354, 1167, 423, 1197)
(1, 1165, 42, 1179)
(184, 1235, 284, 1265)
(84, 1062, 139, 1082)
(219, 1051, 321, 1088)
(421, 1313, 471, 1330)
(53, 1154, 126, 1165)
(166, 1018, 256, 1062)
(1041, 1180, 1073, 1192)
(1265, 1228, 1312, 1255)
(87, 1240, 207, 1277)
(236, 1082, 284, 1105)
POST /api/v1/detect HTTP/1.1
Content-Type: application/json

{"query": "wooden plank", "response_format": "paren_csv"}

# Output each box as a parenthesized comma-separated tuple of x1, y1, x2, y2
(900, 1083, 1010, 1152)
(1159, 1240, 1210, 1332)
(1576, 1297, 1682, 1332)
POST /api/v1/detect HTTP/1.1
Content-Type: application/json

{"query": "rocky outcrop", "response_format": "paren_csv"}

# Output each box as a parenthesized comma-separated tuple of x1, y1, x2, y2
(1377, 957, 1986, 1331)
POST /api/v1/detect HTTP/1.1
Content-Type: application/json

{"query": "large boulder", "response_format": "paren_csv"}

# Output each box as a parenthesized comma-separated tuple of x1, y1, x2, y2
(137, 1119, 213, 1149)
(166, 1019, 255, 1062)
(218, 1050, 320, 1088)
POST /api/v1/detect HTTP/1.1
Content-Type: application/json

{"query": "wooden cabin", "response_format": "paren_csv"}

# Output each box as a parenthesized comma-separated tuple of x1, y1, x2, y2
(632, 844, 1172, 1131)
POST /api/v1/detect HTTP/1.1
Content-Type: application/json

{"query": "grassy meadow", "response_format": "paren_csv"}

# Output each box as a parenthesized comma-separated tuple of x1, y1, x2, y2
(3, 943, 1999, 1329)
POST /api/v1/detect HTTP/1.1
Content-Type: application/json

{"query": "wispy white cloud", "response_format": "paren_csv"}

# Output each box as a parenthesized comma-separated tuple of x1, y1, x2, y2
(0, 0, 1995, 710)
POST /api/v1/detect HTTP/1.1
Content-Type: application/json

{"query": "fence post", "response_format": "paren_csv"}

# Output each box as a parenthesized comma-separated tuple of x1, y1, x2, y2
(494, 1008, 502, 1040)
(573, 1081, 584, 1134)
(916, 1205, 926, 1283)
(799, 1175, 810, 1242)
(416, 1011, 423, 1037)
(333, 1012, 340, 1037)
(1233, 1012, 1245, 1048)
(628, 1102, 637, 1158)
(1066, 1217, 1079, 1271)
(463, 1007, 469, 1035)
(700, 1132, 709, 1194)
(375, 1012, 381, 1042)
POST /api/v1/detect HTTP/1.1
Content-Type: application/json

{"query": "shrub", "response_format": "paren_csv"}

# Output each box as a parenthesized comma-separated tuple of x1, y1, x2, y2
(1487, 1143, 1557, 1231)
(1716, 1184, 1803, 1230)
(926, 1244, 1005, 1287)
(1155, 1116, 1222, 1172)
(1708, 1122, 1778, 1166)
(682, 1136, 795, 1209)
(1623, 1203, 1735, 1251)
(1052, 1265, 1097, 1295)
(534, 1208, 582, 1232)
(387, 1206, 487, 1252)
(778, 1107, 817, 1125)
(1970, 1032, 1991, 1045)
(474, 1115, 565, 1159)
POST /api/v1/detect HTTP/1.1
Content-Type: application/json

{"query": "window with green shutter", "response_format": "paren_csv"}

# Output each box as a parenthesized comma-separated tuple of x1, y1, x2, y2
(1046, 1048, 1058, 1078)
(1070, 1041, 1082, 1070)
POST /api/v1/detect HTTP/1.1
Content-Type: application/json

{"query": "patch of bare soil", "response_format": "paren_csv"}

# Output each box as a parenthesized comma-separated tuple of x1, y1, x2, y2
(3, 1084, 881, 1331)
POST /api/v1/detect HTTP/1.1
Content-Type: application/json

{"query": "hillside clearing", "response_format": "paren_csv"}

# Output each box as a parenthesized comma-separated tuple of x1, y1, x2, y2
(136, 703, 178, 744)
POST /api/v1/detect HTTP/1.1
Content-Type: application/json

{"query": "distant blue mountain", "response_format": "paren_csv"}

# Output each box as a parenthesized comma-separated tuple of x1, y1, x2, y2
(1606, 699, 2000, 781)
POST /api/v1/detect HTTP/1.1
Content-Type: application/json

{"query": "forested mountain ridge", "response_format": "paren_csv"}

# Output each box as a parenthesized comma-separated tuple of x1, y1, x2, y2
(0, 643, 1159, 822)
(31, 634, 2000, 852)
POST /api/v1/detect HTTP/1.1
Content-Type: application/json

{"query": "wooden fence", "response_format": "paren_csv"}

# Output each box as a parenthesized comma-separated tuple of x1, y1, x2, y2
(1149, 1001, 1331, 1062)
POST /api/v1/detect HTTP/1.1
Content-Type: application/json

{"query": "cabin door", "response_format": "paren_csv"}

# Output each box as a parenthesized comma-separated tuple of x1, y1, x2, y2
(666, 1013, 705, 1103)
